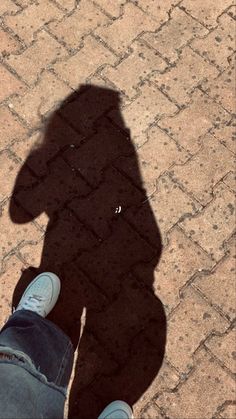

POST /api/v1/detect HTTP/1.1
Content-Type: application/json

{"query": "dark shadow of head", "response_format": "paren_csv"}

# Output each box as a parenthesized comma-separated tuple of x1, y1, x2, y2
(10, 85, 166, 418)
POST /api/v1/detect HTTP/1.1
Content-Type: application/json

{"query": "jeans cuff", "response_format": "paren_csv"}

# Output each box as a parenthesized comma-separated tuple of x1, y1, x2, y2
(0, 346, 36, 370)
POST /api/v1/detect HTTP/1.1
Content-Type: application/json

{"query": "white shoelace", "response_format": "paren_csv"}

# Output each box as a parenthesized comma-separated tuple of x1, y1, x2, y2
(22, 295, 46, 315)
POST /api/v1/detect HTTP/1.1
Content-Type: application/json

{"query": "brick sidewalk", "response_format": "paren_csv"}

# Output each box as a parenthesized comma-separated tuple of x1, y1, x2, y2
(0, 1, 235, 418)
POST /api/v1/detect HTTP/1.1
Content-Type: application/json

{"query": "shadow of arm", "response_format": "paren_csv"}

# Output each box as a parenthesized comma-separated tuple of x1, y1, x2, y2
(9, 159, 44, 224)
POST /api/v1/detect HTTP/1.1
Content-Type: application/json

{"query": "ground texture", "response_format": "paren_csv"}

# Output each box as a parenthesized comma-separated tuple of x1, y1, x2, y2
(0, 1, 235, 418)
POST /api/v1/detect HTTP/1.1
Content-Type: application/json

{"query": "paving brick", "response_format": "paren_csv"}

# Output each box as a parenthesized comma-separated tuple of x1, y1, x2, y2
(156, 348, 236, 419)
(69, 167, 143, 238)
(165, 287, 229, 372)
(159, 90, 230, 153)
(10, 133, 45, 168)
(59, 86, 122, 135)
(180, 182, 235, 261)
(95, 3, 157, 55)
(142, 7, 207, 63)
(132, 174, 201, 240)
(206, 327, 236, 373)
(51, 0, 76, 11)
(11, 115, 83, 176)
(66, 333, 117, 391)
(193, 238, 236, 321)
(20, 208, 98, 269)
(219, 404, 236, 419)
(202, 59, 236, 114)
(4, 0, 63, 45)
(120, 200, 162, 253)
(52, 259, 107, 319)
(133, 361, 179, 415)
(88, 74, 125, 95)
(13, 0, 28, 6)
(138, 403, 164, 419)
(0, 255, 27, 327)
(102, 40, 166, 98)
(180, 0, 233, 29)
(134, 227, 213, 314)
(211, 120, 236, 154)
(15, 156, 91, 220)
(53, 36, 117, 89)
(83, 282, 166, 409)
(227, 5, 236, 20)
(0, 64, 25, 103)
(0, 106, 27, 151)
(48, 0, 108, 50)
(170, 133, 235, 205)
(77, 218, 155, 298)
(152, 46, 219, 105)
(0, 0, 18, 16)
(63, 119, 133, 187)
(85, 315, 166, 418)
(17, 239, 44, 268)
(0, 199, 42, 263)
(94, 0, 125, 18)
(133, 0, 179, 24)
(223, 172, 236, 192)
(110, 82, 177, 148)
(87, 74, 131, 110)
(10, 131, 42, 168)
(191, 14, 235, 71)
(0, 28, 21, 57)
(115, 125, 189, 195)
(9, 70, 73, 126)
(6, 30, 67, 85)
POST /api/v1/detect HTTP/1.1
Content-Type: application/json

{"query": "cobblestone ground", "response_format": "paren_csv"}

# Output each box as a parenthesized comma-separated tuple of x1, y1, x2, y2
(0, 1, 235, 418)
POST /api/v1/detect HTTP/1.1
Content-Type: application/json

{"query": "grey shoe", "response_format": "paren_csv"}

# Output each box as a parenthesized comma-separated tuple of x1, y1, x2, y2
(98, 401, 133, 419)
(15, 272, 61, 317)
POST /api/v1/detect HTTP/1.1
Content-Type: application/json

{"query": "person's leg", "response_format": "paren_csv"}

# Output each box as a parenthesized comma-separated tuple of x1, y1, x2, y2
(0, 272, 74, 419)
(0, 309, 74, 388)
(0, 272, 133, 419)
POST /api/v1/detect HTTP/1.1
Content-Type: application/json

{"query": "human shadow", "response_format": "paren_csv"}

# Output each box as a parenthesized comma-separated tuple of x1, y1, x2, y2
(9, 85, 166, 418)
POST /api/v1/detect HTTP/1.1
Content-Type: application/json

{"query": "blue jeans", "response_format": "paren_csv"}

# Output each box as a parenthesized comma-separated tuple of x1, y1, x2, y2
(0, 310, 74, 418)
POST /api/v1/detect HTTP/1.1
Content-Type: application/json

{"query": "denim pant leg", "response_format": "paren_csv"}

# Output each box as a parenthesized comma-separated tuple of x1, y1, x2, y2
(0, 310, 74, 419)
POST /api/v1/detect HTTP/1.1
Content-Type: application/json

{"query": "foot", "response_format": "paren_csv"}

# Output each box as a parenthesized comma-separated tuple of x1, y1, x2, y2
(15, 272, 61, 317)
(98, 401, 133, 419)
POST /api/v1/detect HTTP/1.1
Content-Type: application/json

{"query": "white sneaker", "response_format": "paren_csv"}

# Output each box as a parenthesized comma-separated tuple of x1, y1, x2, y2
(15, 272, 61, 318)
(98, 401, 133, 419)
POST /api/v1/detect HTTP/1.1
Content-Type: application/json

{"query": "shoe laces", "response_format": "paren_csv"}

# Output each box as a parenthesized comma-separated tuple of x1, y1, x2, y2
(22, 294, 46, 315)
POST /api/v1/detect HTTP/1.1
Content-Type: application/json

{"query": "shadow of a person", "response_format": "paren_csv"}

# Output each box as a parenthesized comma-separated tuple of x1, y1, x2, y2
(9, 85, 166, 418)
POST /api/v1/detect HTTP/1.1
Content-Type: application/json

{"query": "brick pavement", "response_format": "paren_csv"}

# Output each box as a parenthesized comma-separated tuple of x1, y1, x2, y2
(0, 1, 235, 418)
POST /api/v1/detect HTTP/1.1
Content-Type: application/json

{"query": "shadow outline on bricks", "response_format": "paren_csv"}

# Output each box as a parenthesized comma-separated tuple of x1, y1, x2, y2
(10, 85, 166, 418)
